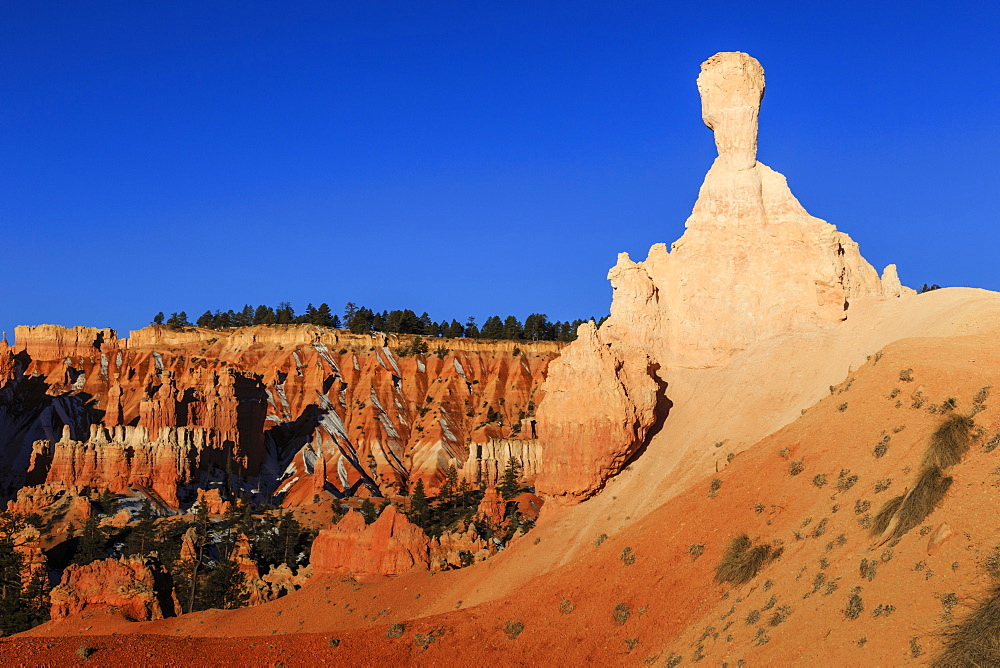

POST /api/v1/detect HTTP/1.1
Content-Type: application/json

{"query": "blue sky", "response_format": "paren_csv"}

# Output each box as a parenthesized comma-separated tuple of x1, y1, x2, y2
(2, 2, 998, 339)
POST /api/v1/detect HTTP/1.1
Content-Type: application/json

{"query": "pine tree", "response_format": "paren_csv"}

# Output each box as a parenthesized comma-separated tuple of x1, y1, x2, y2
(124, 497, 156, 557)
(465, 317, 480, 339)
(343, 302, 358, 324)
(152, 312, 165, 325)
(197, 310, 215, 328)
(481, 316, 504, 339)
(276, 511, 303, 567)
(72, 516, 107, 566)
(359, 498, 379, 525)
(183, 502, 211, 613)
(408, 479, 430, 528)
(303, 303, 318, 324)
(419, 312, 434, 335)
(275, 302, 295, 325)
(316, 303, 335, 327)
(254, 304, 276, 325)
(97, 489, 117, 516)
(239, 304, 254, 327)
(197, 558, 248, 611)
(0, 514, 25, 636)
(497, 457, 523, 500)
(438, 465, 459, 509)
(501, 315, 523, 340)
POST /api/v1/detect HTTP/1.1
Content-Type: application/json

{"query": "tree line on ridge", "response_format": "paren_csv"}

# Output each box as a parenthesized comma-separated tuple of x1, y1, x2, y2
(152, 302, 603, 342)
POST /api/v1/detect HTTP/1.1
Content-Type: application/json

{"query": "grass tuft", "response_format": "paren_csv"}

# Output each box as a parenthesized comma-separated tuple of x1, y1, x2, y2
(715, 535, 781, 586)
(922, 414, 974, 469)
(893, 466, 953, 538)
(870, 495, 905, 537)
(936, 584, 1000, 666)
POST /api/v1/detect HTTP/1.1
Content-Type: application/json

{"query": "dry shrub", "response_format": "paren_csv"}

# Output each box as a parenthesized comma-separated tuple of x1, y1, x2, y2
(922, 414, 974, 469)
(936, 584, 1000, 666)
(894, 466, 953, 538)
(871, 415, 970, 543)
(870, 494, 905, 537)
(504, 621, 524, 639)
(613, 603, 631, 625)
(845, 590, 864, 620)
(714, 535, 781, 586)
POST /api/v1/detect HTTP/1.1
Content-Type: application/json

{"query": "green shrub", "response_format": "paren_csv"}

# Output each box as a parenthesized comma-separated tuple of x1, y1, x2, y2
(769, 605, 791, 626)
(387, 623, 406, 638)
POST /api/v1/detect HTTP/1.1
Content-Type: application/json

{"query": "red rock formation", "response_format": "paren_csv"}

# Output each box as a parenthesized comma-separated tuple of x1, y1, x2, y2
(49, 556, 179, 622)
(536, 322, 660, 501)
(475, 488, 507, 529)
(194, 488, 231, 517)
(4, 324, 557, 511)
(12, 325, 117, 360)
(310, 505, 429, 577)
(431, 526, 490, 570)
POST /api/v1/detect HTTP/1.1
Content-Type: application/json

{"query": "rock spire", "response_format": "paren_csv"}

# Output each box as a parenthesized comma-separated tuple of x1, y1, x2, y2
(536, 52, 909, 501)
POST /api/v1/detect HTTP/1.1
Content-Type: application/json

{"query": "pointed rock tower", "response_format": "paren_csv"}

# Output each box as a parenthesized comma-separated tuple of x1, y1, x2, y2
(537, 52, 907, 501)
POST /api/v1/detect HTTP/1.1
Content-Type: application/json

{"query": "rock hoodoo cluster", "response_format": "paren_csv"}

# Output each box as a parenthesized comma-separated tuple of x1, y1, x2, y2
(1, 325, 556, 512)
(537, 52, 908, 501)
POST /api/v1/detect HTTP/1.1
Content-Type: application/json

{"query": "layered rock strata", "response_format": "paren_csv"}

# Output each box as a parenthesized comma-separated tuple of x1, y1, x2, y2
(2, 325, 556, 512)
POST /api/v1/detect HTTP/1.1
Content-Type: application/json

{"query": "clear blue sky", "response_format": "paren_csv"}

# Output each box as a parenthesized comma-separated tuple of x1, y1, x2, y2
(3, 1, 998, 339)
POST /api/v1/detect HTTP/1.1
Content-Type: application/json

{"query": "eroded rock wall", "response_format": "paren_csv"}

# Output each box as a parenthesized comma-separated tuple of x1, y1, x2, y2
(1, 325, 557, 510)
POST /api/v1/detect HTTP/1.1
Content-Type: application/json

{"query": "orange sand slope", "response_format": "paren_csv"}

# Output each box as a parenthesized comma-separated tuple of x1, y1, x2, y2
(8, 288, 1000, 665)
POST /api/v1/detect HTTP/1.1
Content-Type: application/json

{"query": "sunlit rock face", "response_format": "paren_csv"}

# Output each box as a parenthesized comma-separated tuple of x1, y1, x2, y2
(0, 324, 557, 509)
(537, 52, 906, 503)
